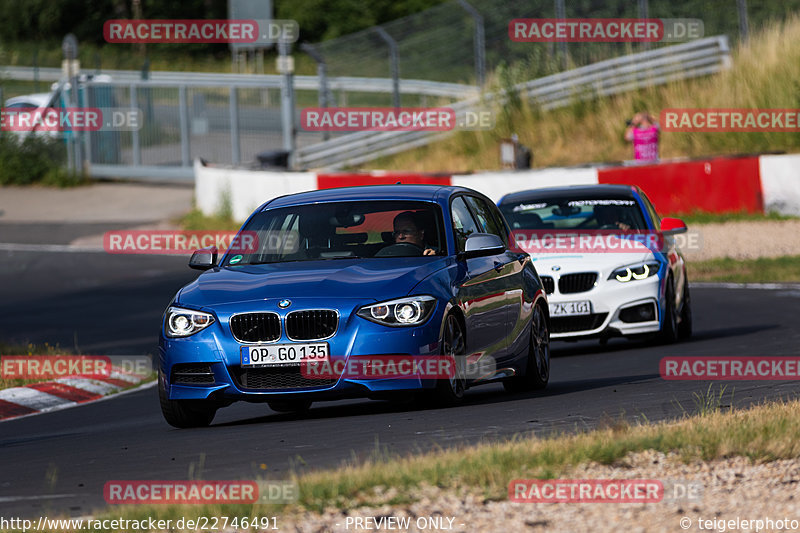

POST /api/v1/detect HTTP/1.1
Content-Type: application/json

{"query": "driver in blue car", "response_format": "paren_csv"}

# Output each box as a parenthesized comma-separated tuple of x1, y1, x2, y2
(392, 211, 437, 255)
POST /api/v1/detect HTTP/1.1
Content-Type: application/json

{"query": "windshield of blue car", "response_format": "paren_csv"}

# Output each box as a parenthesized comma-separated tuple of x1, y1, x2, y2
(500, 197, 647, 231)
(224, 200, 446, 265)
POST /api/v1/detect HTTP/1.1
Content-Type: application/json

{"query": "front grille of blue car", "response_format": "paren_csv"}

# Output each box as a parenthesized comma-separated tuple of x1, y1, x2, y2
(539, 276, 555, 294)
(285, 310, 338, 340)
(551, 312, 608, 333)
(230, 312, 281, 343)
(558, 273, 597, 294)
(231, 366, 337, 390)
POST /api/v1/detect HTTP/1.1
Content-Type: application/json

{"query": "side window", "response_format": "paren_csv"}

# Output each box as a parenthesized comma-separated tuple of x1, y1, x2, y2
(639, 192, 661, 227)
(465, 196, 506, 245)
(450, 197, 481, 252)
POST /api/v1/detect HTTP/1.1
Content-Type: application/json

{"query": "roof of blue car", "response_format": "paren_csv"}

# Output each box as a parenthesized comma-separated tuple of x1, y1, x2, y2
(498, 184, 639, 205)
(263, 184, 470, 208)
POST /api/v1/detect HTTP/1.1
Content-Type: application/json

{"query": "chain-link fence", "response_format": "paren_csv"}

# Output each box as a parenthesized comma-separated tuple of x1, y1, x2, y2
(307, 0, 791, 89)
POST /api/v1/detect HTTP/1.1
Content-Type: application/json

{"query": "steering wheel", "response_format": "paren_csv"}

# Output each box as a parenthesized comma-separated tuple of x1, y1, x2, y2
(374, 242, 424, 257)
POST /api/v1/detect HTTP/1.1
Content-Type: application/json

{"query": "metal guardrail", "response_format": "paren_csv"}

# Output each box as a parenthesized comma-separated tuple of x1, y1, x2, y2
(0, 66, 477, 98)
(295, 35, 732, 170)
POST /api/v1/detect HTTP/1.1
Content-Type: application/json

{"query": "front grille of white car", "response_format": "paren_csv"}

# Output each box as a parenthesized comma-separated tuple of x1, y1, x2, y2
(558, 273, 597, 294)
(539, 276, 555, 294)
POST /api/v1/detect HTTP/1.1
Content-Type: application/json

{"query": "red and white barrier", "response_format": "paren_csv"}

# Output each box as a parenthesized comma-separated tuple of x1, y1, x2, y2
(195, 153, 800, 221)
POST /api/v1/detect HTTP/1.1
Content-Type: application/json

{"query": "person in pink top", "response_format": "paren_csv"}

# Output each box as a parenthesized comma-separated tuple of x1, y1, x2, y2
(625, 112, 660, 161)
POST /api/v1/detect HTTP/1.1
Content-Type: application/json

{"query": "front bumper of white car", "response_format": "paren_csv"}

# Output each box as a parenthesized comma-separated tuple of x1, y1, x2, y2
(540, 270, 663, 339)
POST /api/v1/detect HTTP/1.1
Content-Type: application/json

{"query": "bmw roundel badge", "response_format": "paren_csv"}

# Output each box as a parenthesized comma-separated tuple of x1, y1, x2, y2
(278, 299, 291, 309)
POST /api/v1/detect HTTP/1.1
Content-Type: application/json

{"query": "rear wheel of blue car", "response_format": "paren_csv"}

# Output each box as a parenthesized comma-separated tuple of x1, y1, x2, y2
(158, 371, 218, 428)
(434, 314, 467, 405)
(504, 303, 550, 392)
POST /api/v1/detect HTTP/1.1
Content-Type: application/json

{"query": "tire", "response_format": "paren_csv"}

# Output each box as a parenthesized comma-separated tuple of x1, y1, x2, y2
(678, 279, 693, 341)
(268, 400, 312, 413)
(504, 303, 550, 392)
(158, 372, 218, 428)
(433, 314, 467, 405)
(659, 277, 679, 344)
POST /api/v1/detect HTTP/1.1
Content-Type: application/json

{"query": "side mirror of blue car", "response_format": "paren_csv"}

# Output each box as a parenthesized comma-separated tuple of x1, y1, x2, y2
(189, 246, 218, 270)
(459, 233, 505, 260)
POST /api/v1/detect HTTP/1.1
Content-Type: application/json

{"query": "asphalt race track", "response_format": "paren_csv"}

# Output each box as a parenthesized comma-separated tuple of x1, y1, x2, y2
(1, 223, 800, 517)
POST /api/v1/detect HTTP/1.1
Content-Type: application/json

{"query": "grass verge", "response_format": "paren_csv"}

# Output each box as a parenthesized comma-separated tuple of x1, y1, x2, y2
(177, 209, 242, 232)
(85, 396, 800, 526)
(670, 211, 799, 225)
(689, 255, 800, 283)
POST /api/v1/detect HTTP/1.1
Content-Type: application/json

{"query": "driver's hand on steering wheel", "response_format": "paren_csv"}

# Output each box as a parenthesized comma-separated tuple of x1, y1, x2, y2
(423, 248, 436, 256)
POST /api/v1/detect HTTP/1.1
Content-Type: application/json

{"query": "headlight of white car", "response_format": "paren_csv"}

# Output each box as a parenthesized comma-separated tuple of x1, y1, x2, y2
(164, 307, 215, 337)
(357, 296, 437, 327)
(608, 261, 661, 282)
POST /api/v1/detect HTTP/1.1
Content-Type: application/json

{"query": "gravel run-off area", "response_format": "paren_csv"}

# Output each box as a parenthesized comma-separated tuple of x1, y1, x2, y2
(278, 451, 800, 532)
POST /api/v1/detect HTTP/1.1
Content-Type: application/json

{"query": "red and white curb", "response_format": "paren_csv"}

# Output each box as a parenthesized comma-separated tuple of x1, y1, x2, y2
(0, 370, 154, 422)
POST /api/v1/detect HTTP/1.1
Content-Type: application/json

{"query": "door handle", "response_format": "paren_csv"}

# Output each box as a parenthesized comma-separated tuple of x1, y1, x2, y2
(493, 261, 504, 272)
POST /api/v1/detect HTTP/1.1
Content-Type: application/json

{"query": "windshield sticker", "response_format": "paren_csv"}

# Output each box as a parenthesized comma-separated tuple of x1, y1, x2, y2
(512, 202, 547, 211)
(567, 199, 636, 206)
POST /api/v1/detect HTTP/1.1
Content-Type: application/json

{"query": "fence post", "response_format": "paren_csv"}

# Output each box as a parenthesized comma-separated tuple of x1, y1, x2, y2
(62, 33, 81, 176)
(130, 84, 141, 166)
(554, 0, 567, 70)
(230, 87, 240, 165)
(179, 85, 190, 166)
(301, 43, 331, 140)
(374, 27, 400, 108)
(638, 0, 650, 51)
(278, 40, 296, 168)
(457, 0, 486, 88)
(737, 0, 749, 41)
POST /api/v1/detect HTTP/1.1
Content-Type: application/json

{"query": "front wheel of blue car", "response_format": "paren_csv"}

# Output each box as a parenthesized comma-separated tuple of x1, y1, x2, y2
(433, 314, 467, 405)
(504, 303, 550, 392)
(158, 372, 218, 428)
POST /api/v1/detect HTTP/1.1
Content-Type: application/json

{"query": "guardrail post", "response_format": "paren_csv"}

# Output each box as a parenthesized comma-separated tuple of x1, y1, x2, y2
(130, 84, 141, 166)
(301, 43, 331, 140)
(179, 85, 190, 166)
(230, 86, 240, 165)
(374, 28, 400, 108)
(457, 0, 486, 88)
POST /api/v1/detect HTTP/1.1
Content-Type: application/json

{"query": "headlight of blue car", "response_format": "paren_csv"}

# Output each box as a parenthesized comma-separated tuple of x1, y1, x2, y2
(164, 306, 215, 337)
(357, 296, 437, 327)
(608, 261, 661, 282)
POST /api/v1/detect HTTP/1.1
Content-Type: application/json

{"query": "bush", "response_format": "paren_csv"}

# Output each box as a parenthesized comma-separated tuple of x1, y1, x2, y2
(0, 134, 84, 186)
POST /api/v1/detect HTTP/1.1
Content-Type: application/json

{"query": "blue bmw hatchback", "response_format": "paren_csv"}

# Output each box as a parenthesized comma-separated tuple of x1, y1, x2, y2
(159, 185, 550, 427)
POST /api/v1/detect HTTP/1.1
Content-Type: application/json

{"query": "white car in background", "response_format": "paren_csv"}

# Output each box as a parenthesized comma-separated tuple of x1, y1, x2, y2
(498, 184, 692, 344)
